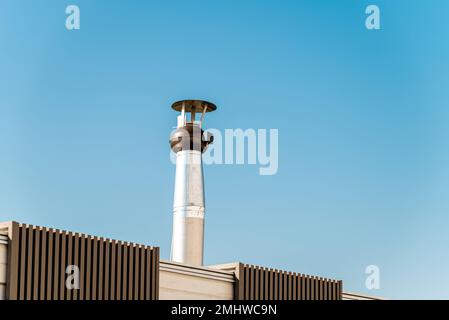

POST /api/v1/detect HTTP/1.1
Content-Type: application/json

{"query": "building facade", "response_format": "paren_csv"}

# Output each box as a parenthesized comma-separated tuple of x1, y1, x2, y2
(0, 221, 381, 300)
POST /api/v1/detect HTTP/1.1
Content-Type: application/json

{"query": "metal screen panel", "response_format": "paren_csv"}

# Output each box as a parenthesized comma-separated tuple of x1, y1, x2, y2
(6, 222, 159, 300)
(236, 263, 342, 300)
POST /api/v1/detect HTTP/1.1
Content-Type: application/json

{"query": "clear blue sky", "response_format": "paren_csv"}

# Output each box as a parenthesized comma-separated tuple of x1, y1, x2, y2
(1, 0, 448, 299)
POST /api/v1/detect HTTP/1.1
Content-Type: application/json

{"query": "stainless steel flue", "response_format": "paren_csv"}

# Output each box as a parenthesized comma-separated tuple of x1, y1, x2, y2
(169, 100, 216, 266)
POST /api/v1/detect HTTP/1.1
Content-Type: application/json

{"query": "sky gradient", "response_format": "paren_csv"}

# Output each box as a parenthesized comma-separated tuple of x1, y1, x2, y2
(1, 0, 449, 299)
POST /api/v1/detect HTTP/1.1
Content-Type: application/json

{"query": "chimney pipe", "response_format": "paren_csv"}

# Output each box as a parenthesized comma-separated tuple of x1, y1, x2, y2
(169, 100, 216, 266)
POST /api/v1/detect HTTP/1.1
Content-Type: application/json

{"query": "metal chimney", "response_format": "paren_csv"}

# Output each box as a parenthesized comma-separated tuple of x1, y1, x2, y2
(169, 100, 216, 266)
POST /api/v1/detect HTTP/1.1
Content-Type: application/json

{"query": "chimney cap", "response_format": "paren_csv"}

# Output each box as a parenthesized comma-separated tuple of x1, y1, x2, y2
(171, 100, 217, 113)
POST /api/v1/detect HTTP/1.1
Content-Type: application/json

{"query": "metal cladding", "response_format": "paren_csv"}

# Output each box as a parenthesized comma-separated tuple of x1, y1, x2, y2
(235, 263, 343, 300)
(0, 233, 7, 300)
(5, 222, 159, 300)
(169, 100, 216, 266)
